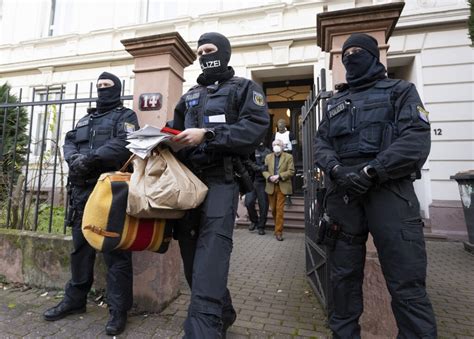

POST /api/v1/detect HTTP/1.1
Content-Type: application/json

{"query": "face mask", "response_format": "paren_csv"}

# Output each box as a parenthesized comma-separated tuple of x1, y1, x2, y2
(273, 145, 282, 154)
(197, 32, 231, 77)
(342, 50, 386, 88)
(96, 72, 122, 113)
(343, 50, 374, 80)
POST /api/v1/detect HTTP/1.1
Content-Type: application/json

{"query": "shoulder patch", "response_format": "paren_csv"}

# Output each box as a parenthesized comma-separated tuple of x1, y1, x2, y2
(185, 92, 200, 108)
(124, 122, 136, 133)
(328, 101, 348, 119)
(76, 117, 89, 128)
(417, 105, 430, 124)
(253, 91, 265, 107)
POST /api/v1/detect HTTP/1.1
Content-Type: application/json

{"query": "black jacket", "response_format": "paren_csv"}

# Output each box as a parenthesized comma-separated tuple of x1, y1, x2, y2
(173, 76, 270, 168)
(63, 106, 139, 179)
(314, 78, 430, 183)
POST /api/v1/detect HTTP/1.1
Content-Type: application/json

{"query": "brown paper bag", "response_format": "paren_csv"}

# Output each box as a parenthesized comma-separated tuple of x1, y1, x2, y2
(127, 147, 208, 218)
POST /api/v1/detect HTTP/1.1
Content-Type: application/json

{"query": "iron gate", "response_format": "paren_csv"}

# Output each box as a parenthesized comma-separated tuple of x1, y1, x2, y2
(301, 69, 333, 314)
(0, 82, 132, 234)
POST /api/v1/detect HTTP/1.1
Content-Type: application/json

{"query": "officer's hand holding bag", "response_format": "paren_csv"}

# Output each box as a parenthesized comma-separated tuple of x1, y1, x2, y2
(126, 146, 208, 218)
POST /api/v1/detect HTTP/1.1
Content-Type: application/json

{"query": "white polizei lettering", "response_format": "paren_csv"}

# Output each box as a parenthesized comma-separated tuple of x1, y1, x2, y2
(201, 60, 221, 70)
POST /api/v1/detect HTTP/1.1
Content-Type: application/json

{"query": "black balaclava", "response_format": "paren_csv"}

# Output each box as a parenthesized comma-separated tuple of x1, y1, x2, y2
(96, 72, 122, 113)
(196, 32, 235, 86)
(342, 33, 386, 89)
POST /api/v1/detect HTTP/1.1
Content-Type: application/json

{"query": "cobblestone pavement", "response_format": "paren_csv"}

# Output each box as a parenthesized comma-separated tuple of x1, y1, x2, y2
(0, 229, 473, 338)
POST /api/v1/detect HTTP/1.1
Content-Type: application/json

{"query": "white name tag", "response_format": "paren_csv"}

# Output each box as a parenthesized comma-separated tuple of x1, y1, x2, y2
(207, 114, 226, 123)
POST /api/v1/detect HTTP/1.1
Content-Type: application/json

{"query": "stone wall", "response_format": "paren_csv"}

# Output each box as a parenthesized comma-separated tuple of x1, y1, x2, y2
(0, 228, 106, 290)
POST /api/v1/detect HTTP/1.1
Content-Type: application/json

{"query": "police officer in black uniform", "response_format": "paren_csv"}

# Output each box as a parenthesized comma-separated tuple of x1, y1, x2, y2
(314, 34, 437, 338)
(245, 142, 271, 235)
(171, 32, 269, 338)
(43, 72, 139, 336)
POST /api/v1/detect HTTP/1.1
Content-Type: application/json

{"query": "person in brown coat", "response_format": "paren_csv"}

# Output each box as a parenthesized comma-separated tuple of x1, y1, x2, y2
(263, 139, 295, 241)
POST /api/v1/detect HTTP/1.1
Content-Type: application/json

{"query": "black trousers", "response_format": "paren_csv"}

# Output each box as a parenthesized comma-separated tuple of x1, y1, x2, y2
(325, 179, 437, 338)
(64, 187, 133, 312)
(176, 177, 239, 338)
(244, 179, 268, 229)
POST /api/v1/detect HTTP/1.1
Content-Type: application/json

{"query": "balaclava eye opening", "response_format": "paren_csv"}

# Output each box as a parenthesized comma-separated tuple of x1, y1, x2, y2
(341, 33, 387, 88)
(96, 72, 122, 113)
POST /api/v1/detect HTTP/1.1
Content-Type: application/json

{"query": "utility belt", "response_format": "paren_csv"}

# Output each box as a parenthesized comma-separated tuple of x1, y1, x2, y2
(317, 213, 367, 250)
(194, 156, 254, 194)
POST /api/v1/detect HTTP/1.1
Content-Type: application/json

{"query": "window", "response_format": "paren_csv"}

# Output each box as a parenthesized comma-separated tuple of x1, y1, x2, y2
(48, 0, 76, 36)
(32, 88, 65, 156)
(146, 0, 178, 22)
(48, 0, 56, 36)
(0, 0, 4, 22)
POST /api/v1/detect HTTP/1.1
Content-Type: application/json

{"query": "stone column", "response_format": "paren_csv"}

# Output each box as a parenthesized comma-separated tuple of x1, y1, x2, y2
(316, 3, 404, 337)
(317, 2, 404, 88)
(121, 32, 195, 312)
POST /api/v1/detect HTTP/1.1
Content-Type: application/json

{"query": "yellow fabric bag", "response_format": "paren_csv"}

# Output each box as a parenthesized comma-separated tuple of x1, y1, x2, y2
(82, 171, 172, 253)
(127, 147, 208, 219)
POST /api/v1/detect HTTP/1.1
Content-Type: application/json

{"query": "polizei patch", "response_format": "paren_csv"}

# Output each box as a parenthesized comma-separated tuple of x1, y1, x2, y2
(76, 118, 90, 128)
(185, 92, 200, 108)
(328, 102, 346, 118)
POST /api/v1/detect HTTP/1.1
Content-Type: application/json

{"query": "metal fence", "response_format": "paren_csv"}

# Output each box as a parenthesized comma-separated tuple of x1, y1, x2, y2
(0, 82, 132, 234)
(301, 68, 333, 313)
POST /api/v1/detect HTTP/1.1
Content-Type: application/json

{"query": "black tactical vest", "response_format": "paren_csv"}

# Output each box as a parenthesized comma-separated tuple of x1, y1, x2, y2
(183, 77, 245, 129)
(74, 106, 130, 156)
(326, 78, 403, 162)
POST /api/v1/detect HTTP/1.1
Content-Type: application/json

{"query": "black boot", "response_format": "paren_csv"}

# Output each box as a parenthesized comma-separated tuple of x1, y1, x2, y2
(222, 311, 237, 338)
(105, 310, 127, 336)
(43, 300, 86, 321)
(258, 228, 266, 235)
(248, 222, 257, 231)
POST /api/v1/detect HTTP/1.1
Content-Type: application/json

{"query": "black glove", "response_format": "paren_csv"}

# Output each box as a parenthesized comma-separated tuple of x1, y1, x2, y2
(330, 165, 374, 196)
(70, 154, 95, 176)
(330, 165, 358, 187)
(66, 153, 82, 167)
(344, 171, 374, 196)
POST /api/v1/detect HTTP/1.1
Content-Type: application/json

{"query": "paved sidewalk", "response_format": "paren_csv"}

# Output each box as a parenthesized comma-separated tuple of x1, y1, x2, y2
(0, 229, 473, 338)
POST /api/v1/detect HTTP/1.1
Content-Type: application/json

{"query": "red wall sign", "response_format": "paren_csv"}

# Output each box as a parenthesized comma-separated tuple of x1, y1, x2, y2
(139, 93, 163, 111)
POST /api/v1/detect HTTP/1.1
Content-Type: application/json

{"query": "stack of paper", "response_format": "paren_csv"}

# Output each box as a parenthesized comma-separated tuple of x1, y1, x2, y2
(126, 124, 185, 159)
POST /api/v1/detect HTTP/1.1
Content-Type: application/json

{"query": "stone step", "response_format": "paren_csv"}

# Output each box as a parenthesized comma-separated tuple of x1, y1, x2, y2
(238, 195, 306, 230)
(286, 197, 304, 206)
(254, 205, 304, 214)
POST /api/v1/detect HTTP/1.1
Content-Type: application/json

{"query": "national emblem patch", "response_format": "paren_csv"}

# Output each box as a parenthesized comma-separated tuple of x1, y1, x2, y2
(253, 91, 265, 107)
(417, 105, 430, 124)
(124, 122, 136, 133)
